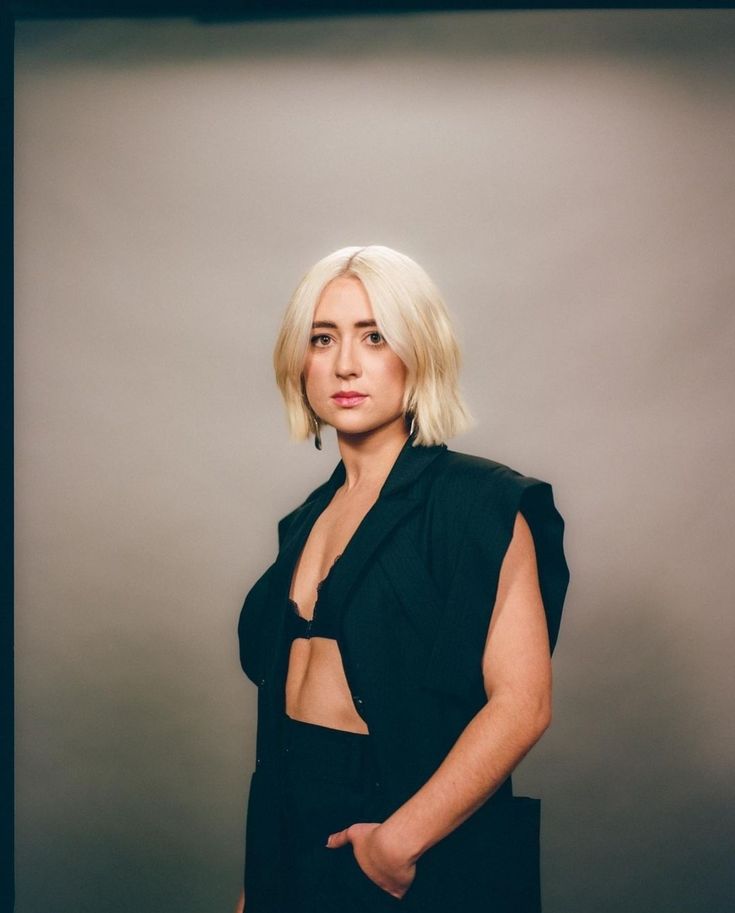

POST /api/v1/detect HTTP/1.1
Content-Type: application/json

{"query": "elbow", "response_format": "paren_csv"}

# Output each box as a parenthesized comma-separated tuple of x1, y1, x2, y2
(536, 700, 552, 737)
(525, 691, 552, 742)
(487, 686, 552, 741)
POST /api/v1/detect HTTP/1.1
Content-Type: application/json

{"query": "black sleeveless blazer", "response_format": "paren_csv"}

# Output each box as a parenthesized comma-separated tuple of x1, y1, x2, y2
(238, 433, 571, 913)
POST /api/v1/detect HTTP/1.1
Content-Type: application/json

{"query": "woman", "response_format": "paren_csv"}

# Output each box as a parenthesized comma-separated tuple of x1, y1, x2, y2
(235, 245, 570, 913)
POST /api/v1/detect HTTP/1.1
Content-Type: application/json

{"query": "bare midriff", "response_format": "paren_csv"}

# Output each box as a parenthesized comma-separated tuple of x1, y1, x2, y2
(285, 637, 369, 734)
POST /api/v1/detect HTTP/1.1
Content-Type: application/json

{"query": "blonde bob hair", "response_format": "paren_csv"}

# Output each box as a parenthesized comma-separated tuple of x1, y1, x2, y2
(273, 245, 475, 447)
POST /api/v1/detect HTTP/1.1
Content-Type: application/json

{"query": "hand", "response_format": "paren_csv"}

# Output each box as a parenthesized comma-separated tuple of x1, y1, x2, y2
(233, 887, 245, 913)
(326, 822, 417, 899)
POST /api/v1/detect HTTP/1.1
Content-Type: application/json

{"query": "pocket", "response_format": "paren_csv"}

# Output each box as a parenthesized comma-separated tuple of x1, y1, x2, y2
(507, 796, 542, 913)
(342, 847, 407, 909)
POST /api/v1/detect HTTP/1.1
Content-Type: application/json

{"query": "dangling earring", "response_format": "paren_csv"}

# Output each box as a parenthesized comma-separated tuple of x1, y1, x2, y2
(407, 412, 416, 437)
(313, 414, 322, 451)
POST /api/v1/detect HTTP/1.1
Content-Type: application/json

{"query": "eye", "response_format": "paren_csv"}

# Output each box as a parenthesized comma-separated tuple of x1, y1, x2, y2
(310, 334, 332, 347)
(367, 331, 386, 346)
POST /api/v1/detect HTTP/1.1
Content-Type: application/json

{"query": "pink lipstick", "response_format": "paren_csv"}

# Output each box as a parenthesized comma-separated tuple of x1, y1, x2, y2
(332, 392, 367, 407)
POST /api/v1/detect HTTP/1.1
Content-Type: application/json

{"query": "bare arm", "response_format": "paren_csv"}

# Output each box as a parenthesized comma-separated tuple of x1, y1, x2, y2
(327, 510, 552, 896)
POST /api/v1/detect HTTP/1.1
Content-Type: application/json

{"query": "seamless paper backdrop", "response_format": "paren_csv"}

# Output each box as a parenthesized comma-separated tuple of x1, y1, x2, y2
(14, 10, 735, 913)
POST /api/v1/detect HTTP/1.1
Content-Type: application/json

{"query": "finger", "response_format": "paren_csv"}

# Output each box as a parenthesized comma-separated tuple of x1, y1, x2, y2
(325, 827, 350, 848)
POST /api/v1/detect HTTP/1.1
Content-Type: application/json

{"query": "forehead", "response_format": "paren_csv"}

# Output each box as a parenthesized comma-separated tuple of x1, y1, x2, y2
(315, 276, 372, 318)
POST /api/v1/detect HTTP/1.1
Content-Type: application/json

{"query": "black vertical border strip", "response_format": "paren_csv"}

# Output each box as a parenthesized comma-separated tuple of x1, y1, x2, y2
(1, 8, 14, 913)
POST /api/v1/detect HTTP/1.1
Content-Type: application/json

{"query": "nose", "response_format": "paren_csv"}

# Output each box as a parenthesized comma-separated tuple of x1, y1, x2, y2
(334, 336, 361, 378)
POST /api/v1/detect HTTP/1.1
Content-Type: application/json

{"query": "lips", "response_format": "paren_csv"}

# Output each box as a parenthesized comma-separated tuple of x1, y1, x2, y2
(332, 393, 368, 406)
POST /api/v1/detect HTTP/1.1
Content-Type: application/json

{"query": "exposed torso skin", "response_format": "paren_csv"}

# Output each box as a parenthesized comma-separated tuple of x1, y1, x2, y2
(285, 483, 381, 734)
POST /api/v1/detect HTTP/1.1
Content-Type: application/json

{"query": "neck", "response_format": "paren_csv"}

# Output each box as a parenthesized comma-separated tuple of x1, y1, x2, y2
(335, 419, 411, 494)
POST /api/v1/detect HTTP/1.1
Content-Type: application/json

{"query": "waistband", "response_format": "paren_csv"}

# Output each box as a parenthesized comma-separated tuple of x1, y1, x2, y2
(279, 712, 379, 786)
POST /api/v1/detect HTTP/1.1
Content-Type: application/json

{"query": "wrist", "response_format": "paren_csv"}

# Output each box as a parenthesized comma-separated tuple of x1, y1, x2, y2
(376, 810, 430, 867)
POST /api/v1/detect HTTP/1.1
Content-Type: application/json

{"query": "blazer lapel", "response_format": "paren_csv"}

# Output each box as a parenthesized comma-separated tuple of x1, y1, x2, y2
(326, 496, 421, 613)
(261, 434, 448, 682)
(317, 434, 448, 615)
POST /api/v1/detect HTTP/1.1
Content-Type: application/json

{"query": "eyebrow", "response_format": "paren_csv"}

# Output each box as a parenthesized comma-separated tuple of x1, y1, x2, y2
(311, 319, 378, 329)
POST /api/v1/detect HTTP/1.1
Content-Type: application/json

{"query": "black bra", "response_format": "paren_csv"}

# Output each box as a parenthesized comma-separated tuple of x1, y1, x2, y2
(286, 553, 343, 641)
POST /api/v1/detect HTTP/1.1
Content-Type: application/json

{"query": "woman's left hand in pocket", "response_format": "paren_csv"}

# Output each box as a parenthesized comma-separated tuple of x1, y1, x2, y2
(326, 822, 416, 899)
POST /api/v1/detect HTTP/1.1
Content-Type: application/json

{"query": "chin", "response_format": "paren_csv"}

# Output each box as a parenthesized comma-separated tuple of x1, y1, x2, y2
(334, 422, 375, 437)
(335, 424, 370, 435)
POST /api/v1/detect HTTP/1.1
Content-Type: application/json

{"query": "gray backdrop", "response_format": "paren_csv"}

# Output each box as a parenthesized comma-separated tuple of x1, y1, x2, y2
(14, 10, 735, 913)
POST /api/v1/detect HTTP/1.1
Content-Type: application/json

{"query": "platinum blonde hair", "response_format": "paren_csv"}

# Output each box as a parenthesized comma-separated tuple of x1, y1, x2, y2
(273, 245, 475, 447)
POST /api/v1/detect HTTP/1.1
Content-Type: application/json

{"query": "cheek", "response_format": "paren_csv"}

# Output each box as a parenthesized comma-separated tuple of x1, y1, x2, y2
(379, 353, 408, 393)
(303, 359, 328, 388)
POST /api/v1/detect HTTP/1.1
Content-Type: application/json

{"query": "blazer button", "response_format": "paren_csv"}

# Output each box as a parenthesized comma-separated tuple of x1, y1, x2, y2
(259, 676, 266, 687)
(353, 694, 364, 707)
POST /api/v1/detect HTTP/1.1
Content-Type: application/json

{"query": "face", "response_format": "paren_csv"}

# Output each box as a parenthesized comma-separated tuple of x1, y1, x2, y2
(302, 276, 408, 440)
